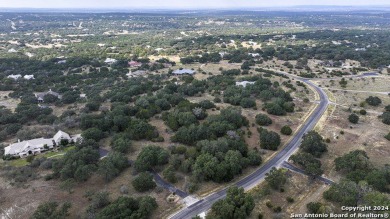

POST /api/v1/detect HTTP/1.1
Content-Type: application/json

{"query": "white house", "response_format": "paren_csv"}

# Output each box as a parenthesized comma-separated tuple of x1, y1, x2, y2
(4, 130, 79, 158)
(172, 69, 195, 75)
(104, 58, 117, 64)
(236, 81, 256, 88)
(23, 75, 35, 80)
(7, 74, 22, 80)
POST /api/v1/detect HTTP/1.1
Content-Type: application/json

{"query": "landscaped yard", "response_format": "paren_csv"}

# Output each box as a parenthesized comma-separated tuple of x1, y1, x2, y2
(9, 146, 76, 167)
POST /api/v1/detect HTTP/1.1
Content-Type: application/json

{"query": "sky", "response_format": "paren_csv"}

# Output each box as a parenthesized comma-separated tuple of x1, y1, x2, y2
(0, 0, 389, 9)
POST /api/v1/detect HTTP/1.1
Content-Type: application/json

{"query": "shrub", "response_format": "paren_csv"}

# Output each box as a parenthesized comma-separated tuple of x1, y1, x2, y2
(385, 133, 390, 141)
(132, 172, 156, 192)
(348, 113, 359, 124)
(255, 114, 272, 126)
(286, 197, 294, 203)
(365, 96, 382, 106)
(281, 125, 293, 135)
(359, 109, 367, 115)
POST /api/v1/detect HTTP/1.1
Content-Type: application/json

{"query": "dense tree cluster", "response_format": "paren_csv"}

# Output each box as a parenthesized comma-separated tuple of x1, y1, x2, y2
(134, 146, 169, 172)
(31, 202, 71, 219)
(265, 167, 288, 190)
(98, 152, 129, 182)
(300, 131, 328, 158)
(333, 150, 390, 192)
(97, 196, 157, 219)
(209, 186, 255, 219)
(290, 152, 324, 177)
(52, 145, 100, 181)
(258, 128, 281, 151)
(132, 172, 156, 192)
(255, 113, 273, 126)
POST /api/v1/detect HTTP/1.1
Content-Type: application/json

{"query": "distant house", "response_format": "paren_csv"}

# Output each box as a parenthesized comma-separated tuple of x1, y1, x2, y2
(128, 61, 142, 67)
(172, 69, 195, 75)
(236, 81, 255, 88)
(7, 74, 22, 80)
(104, 58, 117, 64)
(248, 53, 260, 58)
(57, 60, 67, 64)
(126, 70, 147, 78)
(4, 130, 80, 158)
(8, 48, 17, 53)
(23, 75, 35, 80)
(35, 89, 62, 103)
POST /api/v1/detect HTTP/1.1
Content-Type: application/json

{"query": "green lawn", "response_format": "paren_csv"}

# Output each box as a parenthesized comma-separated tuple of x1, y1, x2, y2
(9, 146, 76, 167)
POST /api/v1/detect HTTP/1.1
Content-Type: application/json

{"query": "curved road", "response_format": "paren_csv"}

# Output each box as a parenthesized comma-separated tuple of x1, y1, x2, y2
(169, 72, 330, 219)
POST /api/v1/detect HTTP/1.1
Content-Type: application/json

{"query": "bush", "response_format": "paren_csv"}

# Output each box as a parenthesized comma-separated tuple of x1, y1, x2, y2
(286, 197, 294, 203)
(385, 132, 390, 141)
(132, 172, 156, 192)
(255, 114, 272, 126)
(365, 96, 382, 106)
(281, 125, 292, 135)
(359, 109, 367, 115)
(382, 112, 390, 125)
(259, 128, 281, 151)
(348, 113, 359, 124)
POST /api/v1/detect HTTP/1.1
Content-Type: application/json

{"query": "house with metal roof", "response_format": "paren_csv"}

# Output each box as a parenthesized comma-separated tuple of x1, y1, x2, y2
(172, 69, 195, 75)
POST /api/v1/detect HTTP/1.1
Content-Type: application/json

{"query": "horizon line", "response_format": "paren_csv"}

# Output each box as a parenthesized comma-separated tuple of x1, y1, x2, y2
(1, 5, 390, 10)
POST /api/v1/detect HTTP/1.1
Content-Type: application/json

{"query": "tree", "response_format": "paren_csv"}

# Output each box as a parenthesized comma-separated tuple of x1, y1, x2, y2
(209, 186, 254, 219)
(348, 113, 359, 124)
(82, 127, 104, 141)
(281, 125, 292, 135)
(162, 165, 177, 183)
(98, 152, 129, 182)
(255, 114, 272, 126)
(98, 196, 157, 219)
(265, 167, 287, 190)
(31, 202, 71, 219)
(300, 131, 327, 157)
(52, 146, 100, 181)
(132, 172, 156, 192)
(365, 96, 382, 106)
(323, 180, 360, 206)
(43, 94, 58, 104)
(307, 202, 325, 214)
(134, 146, 169, 172)
(240, 98, 256, 108)
(290, 152, 324, 177)
(111, 135, 132, 153)
(259, 128, 281, 151)
(382, 112, 390, 125)
(334, 150, 371, 172)
(85, 101, 101, 111)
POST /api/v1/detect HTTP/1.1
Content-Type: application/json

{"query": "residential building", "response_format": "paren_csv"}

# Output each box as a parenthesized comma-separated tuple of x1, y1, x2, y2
(23, 75, 35, 80)
(35, 89, 62, 103)
(236, 81, 256, 88)
(7, 74, 22, 80)
(4, 130, 80, 158)
(104, 58, 117, 64)
(129, 61, 142, 67)
(172, 69, 195, 75)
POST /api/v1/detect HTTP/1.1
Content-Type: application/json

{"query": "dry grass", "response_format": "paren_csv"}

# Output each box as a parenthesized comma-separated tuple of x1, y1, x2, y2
(249, 171, 328, 219)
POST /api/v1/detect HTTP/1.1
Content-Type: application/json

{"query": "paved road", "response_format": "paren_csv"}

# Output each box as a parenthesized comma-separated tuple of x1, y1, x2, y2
(98, 148, 189, 198)
(169, 71, 330, 219)
(281, 161, 334, 185)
